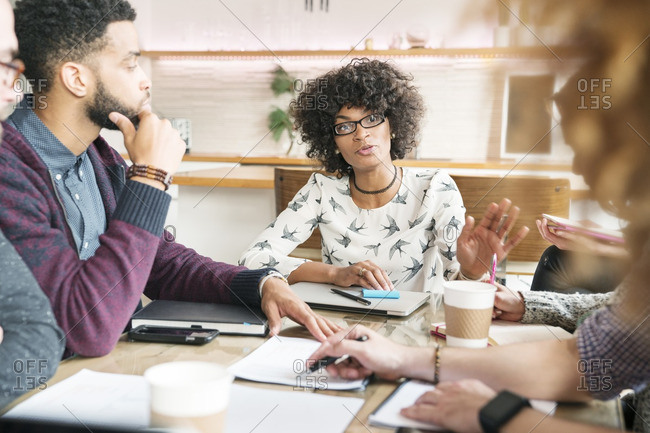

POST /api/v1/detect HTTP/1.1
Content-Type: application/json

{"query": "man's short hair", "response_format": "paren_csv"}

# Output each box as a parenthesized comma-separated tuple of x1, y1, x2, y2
(14, 0, 136, 93)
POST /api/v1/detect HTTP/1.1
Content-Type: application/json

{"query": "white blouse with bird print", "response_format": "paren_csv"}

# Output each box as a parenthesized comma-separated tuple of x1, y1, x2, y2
(239, 168, 465, 292)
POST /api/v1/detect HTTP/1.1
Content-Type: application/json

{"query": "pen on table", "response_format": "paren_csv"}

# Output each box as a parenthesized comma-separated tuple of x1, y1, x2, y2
(489, 253, 498, 284)
(330, 288, 371, 306)
(308, 335, 368, 373)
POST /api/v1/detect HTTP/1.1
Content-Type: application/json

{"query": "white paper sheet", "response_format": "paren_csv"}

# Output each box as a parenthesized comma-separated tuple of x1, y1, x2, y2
(369, 380, 557, 430)
(3, 369, 366, 433)
(486, 320, 573, 345)
(227, 336, 367, 390)
(369, 381, 444, 430)
(3, 369, 150, 429)
(225, 385, 364, 433)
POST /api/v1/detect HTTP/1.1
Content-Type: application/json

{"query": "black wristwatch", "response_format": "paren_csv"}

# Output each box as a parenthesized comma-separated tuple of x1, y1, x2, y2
(479, 390, 531, 433)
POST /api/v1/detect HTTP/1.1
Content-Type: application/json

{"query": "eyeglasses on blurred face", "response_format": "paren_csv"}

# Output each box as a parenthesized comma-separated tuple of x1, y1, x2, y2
(333, 113, 386, 136)
(0, 58, 24, 88)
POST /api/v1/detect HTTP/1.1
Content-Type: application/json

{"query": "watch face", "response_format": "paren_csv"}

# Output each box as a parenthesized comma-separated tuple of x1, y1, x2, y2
(479, 390, 530, 433)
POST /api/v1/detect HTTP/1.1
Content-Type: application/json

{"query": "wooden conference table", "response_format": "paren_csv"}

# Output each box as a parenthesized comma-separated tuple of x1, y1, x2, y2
(5, 296, 623, 432)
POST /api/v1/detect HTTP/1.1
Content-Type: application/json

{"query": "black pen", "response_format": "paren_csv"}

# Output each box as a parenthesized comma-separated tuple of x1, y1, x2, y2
(330, 288, 372, 306)
(308, 335, 368, 373)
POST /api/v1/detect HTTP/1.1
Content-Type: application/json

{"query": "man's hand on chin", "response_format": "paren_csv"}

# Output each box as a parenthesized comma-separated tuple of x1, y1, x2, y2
(260, 278, 341, 341)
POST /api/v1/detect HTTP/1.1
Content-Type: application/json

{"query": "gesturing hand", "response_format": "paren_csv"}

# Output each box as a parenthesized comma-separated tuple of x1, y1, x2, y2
(457, 198, 529, 279)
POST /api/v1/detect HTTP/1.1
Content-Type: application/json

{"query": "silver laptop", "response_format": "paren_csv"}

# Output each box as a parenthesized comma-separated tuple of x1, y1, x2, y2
(291, 282, 430, 317)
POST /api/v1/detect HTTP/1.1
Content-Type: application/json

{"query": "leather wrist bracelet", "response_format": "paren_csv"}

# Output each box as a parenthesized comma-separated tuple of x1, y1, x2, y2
(126, 163, 173, 191)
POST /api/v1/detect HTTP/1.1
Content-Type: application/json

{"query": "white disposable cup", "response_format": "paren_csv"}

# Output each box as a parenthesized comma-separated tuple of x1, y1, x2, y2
(443, 281, 496, 348)
(144, 361, 233, 433)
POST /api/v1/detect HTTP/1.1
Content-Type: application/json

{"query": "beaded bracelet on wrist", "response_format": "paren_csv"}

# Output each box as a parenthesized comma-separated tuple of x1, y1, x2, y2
(126, 163, 173, 191)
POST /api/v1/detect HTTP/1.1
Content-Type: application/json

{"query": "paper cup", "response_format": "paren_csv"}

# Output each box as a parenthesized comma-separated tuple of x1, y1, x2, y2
(145, 361, 233, 433)
(443, 281, 496, 348)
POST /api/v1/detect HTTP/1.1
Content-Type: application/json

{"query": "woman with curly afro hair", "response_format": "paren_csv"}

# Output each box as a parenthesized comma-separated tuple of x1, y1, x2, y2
(241, 59, 526, 292)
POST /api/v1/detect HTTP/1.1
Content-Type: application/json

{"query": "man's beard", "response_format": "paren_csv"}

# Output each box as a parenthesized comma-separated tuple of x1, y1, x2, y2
(86, 80, 144, 130)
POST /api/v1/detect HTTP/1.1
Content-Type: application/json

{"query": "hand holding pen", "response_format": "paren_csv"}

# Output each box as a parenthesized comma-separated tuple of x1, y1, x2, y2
(308, 335, 368, 372)
(307, 325, 408, 381)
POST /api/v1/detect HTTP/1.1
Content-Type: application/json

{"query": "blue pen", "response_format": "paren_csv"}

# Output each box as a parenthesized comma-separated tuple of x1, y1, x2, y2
(308, 335, 368, 373)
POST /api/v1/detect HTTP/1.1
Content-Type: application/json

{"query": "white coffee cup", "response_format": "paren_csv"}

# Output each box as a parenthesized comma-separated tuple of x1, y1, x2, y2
(443, 281, 496, 348)
(144, 361, 233, 433)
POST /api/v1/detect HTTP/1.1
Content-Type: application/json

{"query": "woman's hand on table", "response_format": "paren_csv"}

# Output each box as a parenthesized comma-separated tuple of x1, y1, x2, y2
(332, 260, 393, 291)
(457, 198, 529, 279)
(492, 282, 525, 322)
(401, 379, 496, 433)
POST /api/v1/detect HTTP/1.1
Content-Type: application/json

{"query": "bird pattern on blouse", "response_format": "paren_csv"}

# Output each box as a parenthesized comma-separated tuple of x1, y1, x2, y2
(389, 239, 410, 260)
(240, 168, 465, 292)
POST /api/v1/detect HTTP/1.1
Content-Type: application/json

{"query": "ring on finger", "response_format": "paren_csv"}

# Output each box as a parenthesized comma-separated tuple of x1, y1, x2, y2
(359, 268, 367, 277)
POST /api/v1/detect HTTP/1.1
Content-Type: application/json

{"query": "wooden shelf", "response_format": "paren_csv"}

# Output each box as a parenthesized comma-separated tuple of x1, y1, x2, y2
(173, 165, 275, 188)
(175, 152, 573, 172)
(142, 47, 570, 61)
(181, 152, 316, 166)
(171, 163, 589, 200)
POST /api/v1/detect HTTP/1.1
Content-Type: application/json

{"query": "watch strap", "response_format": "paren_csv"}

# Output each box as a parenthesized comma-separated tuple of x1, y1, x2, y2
(479, 390, 531, 433)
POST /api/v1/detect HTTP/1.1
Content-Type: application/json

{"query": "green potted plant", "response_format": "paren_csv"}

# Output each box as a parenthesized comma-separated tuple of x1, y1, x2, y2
(268, 66, 297, 155)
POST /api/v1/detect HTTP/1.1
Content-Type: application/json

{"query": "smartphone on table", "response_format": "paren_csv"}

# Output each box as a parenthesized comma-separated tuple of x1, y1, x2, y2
(128, 325, 219, 345)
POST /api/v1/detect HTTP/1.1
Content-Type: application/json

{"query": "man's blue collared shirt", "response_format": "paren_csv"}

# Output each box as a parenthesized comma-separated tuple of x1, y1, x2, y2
(8, 98, 107, 260)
